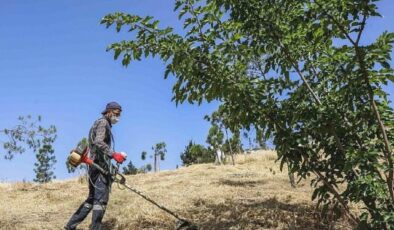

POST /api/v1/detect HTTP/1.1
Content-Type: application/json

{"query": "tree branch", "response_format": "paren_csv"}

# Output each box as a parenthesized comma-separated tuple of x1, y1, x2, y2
(314, 1, 356, 46)
(314, 170, 359, 225)
(355, 14, 367, 45)
(354, 46, 394, 202)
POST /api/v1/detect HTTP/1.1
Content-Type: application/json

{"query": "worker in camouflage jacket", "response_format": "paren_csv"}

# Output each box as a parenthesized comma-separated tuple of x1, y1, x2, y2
(65, 102, 127, 230)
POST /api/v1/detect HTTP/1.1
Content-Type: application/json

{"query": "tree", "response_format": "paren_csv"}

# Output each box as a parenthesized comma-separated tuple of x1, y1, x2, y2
(141, 150, 147, 160)
(1, 115, 57, 183)
(140, 163, 152, 173)
(102, 0, 394, 227)
(34, 131, 57, 183)
(255, 128, 268, 150)
(206, 125, 225, 164)
(222, 129, 243, 154)
(206, 125, 224, 148)
(153, 142, 166, 172)
(140, 151, 153, 173)
(242, 131, 253, 153)
(123, 160, 138, 175)
(145, 163, 152, 172)
(141, 142, 167, 172)
(180, 140, 214, 166)
(205, 111, 237, 164)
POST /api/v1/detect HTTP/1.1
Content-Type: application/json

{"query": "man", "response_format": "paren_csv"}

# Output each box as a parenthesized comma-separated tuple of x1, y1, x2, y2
(65, 102, 127, 230)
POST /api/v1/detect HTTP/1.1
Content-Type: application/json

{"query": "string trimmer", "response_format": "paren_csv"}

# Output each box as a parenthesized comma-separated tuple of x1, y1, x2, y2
(68, 144, 197, 230)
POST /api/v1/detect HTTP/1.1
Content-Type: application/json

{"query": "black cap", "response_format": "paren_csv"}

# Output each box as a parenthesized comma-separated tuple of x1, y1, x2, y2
(101, 101, 122, 114)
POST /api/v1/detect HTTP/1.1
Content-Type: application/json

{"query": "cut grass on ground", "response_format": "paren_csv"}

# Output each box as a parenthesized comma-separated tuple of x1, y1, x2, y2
(0, 150, 353, 229)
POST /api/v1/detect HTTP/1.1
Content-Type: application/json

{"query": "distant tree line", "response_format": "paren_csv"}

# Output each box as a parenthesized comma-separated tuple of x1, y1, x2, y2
(180, 119, 270, 166)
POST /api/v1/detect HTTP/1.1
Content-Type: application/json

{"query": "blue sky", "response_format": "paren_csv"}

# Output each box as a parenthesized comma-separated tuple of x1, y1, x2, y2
(0, 0, 393, 181)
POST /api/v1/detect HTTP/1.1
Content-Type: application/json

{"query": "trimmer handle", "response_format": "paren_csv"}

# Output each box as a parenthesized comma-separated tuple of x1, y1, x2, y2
(90, 162, 110, 176)
(89, 161, 126, 184)
(79, 153, 126, 185)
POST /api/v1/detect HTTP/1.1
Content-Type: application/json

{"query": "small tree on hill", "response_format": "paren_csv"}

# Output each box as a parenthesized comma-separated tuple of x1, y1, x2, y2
(141, 142, 167, 172)
(206, 125, 224, 148)
(206, 125, 225, 164)
(140, 163, 152, 173)
(205, 111, 237, 165)
(140, 151, 153, 173)
(1, 115, 57, 183)
(153, 142, 166, 172)
(33, 126, 57, 183)
(255, 129, 268, 150)
(181, 140, 214, 166)
(123, 160, 138, 175)
(222, 130, 243, 155)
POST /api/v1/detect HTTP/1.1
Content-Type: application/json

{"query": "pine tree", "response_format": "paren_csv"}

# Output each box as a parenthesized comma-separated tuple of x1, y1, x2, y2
(33, 125, 57, 183)
(1, 115, 57, 183)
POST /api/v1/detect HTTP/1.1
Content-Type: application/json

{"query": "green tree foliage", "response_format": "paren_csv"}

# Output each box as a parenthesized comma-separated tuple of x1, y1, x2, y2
(145, 163, 152, 172)
(102, 0, 394, 227)
(180, 140, 214, 166)
(141, 150, 147, 160)
(205, 111, 240, 165)
(141, 142, 167, 172)
(1, 115, 57, 183)
(156, 143, 166, 161)
(140, 163, 152, 173)
(222, 130, 243, 154)
(205, 111, 238, 164)
(255, 128, 268, 150)
(153, 142, 166, 172)
(123, 160, 139, 175)
(34, 132, 57, 183)
(206, 125, 224, 148)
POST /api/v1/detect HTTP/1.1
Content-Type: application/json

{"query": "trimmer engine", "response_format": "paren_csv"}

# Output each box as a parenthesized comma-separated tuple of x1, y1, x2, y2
(68, 141, 91, 167)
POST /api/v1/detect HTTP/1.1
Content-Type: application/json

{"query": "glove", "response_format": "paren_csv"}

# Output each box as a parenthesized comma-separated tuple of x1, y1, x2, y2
(112, 152, 127, 164)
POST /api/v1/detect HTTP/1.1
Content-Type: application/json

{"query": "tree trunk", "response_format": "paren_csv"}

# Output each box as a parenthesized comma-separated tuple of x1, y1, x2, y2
(154, 154, 157, 172)
(225, 129, 235, 165)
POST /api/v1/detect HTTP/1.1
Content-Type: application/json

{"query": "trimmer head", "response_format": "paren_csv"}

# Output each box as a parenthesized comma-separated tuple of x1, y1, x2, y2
(176, 219, 198, 230)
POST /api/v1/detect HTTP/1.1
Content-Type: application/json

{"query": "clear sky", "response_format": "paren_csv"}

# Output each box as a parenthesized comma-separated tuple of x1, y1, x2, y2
(0, 0, 393, 182)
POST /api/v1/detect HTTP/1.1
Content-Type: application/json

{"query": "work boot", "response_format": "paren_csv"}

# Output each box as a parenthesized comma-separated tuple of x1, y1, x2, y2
(65, 202, 93, 229)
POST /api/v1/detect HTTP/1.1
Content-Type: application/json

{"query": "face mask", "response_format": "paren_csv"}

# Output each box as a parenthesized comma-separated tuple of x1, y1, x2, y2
(110, 115, 120, 124)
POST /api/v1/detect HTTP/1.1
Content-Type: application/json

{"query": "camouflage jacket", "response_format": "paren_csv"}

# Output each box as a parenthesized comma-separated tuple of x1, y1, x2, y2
(88, 117, 113, 172)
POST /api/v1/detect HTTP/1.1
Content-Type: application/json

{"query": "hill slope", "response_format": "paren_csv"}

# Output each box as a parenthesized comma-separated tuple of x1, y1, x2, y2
(0, 151, 352, 229)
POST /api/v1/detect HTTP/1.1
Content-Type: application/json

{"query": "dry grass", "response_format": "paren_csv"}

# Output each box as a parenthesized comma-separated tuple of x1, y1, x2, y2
(0, 150, 353, 229)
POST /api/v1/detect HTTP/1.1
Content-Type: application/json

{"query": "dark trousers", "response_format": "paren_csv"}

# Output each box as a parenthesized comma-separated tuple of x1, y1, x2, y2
(66, 169, 111, 230)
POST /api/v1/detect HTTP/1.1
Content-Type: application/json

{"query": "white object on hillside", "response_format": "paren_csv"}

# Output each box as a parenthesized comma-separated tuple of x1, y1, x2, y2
(214, 148, 225, 165)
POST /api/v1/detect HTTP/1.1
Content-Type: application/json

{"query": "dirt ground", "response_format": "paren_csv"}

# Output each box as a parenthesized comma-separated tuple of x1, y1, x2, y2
(0, 151, 353, 229)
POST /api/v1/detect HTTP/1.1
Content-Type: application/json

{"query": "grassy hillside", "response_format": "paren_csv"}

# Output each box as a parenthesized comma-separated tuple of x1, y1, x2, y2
(0, 151, 352, 229)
